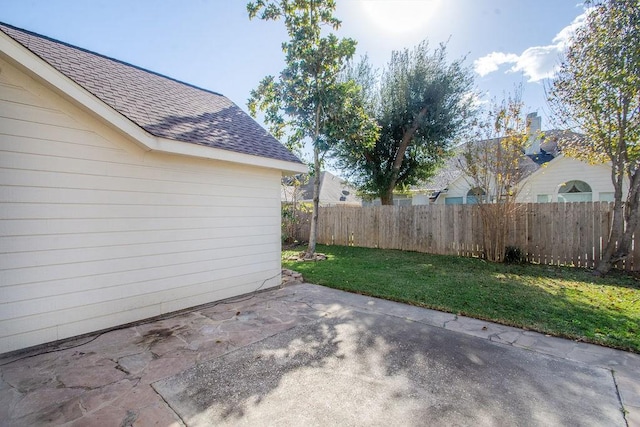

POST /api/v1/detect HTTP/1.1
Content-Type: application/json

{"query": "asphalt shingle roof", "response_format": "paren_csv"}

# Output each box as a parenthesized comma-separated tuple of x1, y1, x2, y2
(0, 22, 302, 165)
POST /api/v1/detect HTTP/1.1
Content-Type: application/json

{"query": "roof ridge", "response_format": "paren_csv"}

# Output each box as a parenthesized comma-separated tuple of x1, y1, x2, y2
(0, 21, 226, 98)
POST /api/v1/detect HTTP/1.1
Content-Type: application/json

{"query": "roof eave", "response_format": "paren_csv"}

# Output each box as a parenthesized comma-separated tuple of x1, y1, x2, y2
(154, 137, 307, 175)
(517, 155, 561, 188)
(0, 30, 306, 174)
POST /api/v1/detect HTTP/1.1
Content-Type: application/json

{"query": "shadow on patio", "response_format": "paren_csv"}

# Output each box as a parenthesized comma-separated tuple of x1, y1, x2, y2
(0, 283, 631, 426)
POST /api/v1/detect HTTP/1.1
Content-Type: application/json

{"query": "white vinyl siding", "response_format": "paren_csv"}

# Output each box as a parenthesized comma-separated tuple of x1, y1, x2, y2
(599, 192, 615, 202)
(518, 156, 624, 203)
(411, 194, 430, 205)
(0, 58, 282, 353)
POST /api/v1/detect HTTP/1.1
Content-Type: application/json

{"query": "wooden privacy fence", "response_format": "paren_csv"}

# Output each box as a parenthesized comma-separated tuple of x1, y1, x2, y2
(294, 202, 640, 271)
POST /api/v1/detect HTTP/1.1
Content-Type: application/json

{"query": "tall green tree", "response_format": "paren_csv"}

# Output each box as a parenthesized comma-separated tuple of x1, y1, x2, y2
(333, 42, 476, 205)
(549, 0, 640, 275)
(247, 0, 370, 257)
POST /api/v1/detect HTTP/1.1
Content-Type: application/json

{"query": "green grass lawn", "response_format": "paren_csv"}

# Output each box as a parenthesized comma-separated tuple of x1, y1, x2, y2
(283, 245, 640, 353)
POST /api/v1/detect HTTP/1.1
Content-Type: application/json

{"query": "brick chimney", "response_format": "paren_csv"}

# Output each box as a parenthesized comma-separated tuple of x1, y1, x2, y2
(525, 112, 542, 155)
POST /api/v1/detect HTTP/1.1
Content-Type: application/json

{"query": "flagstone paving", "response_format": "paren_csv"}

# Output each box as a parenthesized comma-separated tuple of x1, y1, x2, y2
(1, 282, 638, 426)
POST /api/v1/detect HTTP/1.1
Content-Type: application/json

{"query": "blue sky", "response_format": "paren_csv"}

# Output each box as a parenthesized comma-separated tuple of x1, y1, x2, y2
(2, 0, 585, 144)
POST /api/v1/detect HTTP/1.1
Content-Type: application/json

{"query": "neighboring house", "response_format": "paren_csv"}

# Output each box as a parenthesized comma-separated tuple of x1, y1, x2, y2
(426, 113, 625, 205)
(282, 171, 361, 207)
(0, 23, 306, 353)
(362, 193, 414, 207)
(517, 155, 621, 203)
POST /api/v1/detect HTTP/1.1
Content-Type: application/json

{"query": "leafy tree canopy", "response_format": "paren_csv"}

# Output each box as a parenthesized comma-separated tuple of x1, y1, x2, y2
(549, 0, 640, 274)
(332, 41, 476, 204)
(247, 0, 373, 256)
(247, 0, 361, 155)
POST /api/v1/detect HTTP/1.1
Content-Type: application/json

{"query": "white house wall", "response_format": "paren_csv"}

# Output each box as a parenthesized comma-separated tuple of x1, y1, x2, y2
(517, 156, 622, 203)
(433, 156, 622, 205)
(432, 175, 473, 204)
(0, 57, 282, 353)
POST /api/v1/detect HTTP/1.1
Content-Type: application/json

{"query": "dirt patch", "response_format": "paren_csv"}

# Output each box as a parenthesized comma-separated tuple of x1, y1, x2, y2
(281, 269, 303, 286)
(285, 252, 327, 262)
(138, 326, 187, 347)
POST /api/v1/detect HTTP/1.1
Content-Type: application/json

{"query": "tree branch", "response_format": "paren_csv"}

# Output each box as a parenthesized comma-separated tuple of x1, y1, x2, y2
(391, 106, 428, 179)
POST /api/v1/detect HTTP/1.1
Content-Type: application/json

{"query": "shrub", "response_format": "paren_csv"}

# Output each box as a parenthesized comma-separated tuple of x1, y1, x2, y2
(504, 246, 524, 264)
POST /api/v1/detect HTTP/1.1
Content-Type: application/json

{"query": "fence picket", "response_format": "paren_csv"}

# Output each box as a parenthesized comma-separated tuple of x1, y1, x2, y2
(294, 202, 637, 271)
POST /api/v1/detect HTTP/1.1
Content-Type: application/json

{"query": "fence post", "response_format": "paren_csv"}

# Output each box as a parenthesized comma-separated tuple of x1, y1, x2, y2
(291, 202, 634, 271)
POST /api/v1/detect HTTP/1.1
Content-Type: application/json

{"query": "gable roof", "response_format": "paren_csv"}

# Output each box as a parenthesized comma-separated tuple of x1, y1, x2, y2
(423, 129, 579, 193)
(306, 172, 361, 206)
(0, 22, 304, 169)
(282, 172, 362, 206)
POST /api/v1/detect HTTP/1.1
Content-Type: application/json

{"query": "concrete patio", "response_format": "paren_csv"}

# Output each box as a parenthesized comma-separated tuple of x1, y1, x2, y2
(1, 282, 639, 426)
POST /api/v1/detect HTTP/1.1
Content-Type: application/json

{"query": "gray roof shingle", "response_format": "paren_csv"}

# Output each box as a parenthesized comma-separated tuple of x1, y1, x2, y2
(0, 22, 302, 165)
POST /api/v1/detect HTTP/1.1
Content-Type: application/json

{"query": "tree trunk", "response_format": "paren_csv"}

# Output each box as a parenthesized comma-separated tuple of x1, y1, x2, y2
(380, 189, 394, 206)
(595, 164, 640, 275)
(305, 146, 321, 258)
(305, 102, 323, 259)
(596, 200, 625, 276)
(381, 107, 428, 206)
(596, 203, 637, 275)
(609, 170, 640, 270)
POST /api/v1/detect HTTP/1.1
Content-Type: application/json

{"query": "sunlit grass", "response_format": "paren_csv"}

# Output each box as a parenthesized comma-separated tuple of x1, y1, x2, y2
(283, 245, 640, 353)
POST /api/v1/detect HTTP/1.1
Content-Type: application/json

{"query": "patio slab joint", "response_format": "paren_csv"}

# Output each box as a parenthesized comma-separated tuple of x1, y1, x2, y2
(150, 382, 187, 427)
(1, 283, 637, 426)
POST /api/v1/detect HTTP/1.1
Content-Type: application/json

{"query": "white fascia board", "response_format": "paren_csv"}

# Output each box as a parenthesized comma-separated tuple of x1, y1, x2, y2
(154, 137, 308, 174)
(517, 155, 562, 188)
(0, 32, 307, 174)
(280, 164, 309, 176)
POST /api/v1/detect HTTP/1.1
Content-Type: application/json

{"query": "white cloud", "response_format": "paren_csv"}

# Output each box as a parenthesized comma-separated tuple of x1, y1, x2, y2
(473, 12, 587, 82)
(461, 90, 489, 109)
(552, 12, 587, 47)
(474, 52, 520, 77)
(510, 45, 562, 81)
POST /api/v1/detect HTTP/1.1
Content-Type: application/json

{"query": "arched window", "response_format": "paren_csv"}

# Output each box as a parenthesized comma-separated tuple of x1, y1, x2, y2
(558, 180, 592, 202)
(466, 187, 486, 204)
